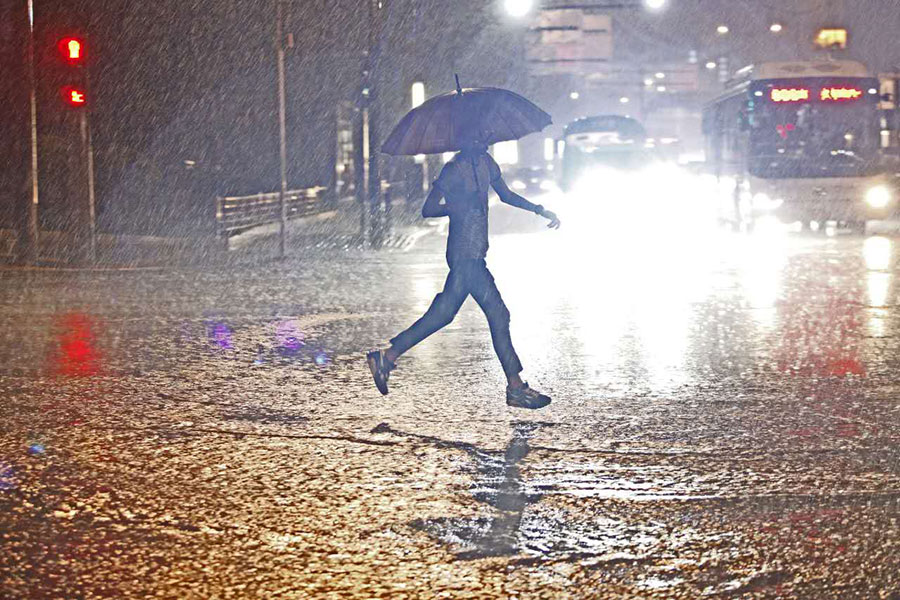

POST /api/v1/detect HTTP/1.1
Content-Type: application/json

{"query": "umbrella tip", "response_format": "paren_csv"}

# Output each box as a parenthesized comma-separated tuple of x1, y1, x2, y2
(455, 74, 462, 95)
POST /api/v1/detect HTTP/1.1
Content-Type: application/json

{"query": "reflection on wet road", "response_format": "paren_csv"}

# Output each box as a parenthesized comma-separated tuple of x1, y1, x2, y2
(2, 200, 900, 597)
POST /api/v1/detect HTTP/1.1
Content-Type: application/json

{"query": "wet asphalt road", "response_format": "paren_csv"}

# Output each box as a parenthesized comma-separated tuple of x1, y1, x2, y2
(2, 194, 900, 598)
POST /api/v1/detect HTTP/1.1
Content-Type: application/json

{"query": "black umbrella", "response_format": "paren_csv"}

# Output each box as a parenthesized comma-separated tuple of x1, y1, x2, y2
(381, 75, 552, 156)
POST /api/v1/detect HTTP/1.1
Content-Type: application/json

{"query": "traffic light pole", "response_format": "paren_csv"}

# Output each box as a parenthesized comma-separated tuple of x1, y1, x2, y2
(275, 0, 288, 260)
(79, 105, 97, 263)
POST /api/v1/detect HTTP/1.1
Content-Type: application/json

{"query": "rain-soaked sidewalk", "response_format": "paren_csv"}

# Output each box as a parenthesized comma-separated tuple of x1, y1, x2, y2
(0, 198, 425, 268)
(2, 211, 900, 598)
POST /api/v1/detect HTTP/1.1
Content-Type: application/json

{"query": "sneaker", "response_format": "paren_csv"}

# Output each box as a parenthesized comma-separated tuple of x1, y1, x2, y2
(366, 350, 394, 395)
(506, 383, 551, 409)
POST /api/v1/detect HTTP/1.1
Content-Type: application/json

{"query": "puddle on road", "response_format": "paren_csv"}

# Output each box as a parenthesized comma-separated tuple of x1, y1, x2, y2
(401, 422, 665, 560)
(220, 406, 309, 425)
(413, 509, 663, 561)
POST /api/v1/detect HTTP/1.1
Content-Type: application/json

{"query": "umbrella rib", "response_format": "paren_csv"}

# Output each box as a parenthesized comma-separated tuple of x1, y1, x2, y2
(403, 110, 428, 155)
(386, 112, 414, 154)
(420, 103, 446, 155)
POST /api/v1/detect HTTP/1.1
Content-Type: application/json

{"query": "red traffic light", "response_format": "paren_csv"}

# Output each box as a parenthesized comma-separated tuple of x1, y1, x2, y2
(58, 37, 85, 64)
(62, 86, 87, 107)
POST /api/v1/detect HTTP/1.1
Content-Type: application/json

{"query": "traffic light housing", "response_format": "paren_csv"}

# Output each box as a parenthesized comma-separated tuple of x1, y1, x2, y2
(62, 86, 87, 107)
(55, 35, 88, 108)
(58, 37, 85, 64)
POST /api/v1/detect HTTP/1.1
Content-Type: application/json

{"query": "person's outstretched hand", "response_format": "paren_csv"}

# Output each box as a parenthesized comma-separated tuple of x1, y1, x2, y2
(541, 209, 561, 229)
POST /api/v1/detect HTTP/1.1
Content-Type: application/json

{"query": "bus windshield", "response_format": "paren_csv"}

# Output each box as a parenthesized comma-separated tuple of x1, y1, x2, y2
(749, 79, 882, 178)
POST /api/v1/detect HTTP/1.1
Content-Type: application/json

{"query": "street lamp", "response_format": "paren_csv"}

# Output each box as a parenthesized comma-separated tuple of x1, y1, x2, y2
(504, 0, 533, 17)
(411, 82, 426, 170)
(506, 0, 664, 16)
(717, 25, 729, 35)
(770, 23, 783, 33)
(411, 81, 425, 109)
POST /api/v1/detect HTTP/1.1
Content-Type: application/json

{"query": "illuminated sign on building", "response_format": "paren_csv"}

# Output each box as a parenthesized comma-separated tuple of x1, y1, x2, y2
(815, 28, 848, 50)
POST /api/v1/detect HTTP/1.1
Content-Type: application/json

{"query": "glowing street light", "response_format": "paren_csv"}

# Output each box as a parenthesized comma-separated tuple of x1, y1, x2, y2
(619, 96, 630, 104)
(504, 0, 533, 17)
(411, 81, 425, 108)
(770, 23, 783, 33)
(411, 82, 426, 167)
(717, 25, 729, 35)
(507, 0, 663, 18)
(544, 137, 555, 162)
(705, 61, 717, 70)
(569, 91, 580, 100)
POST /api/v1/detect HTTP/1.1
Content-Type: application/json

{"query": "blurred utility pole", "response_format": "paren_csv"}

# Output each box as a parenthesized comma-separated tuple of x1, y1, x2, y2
(353, 85, 366, 241)
(9, 0, 40, 264)
(275, 0, 288, 259)
(356, 0, 387, 248)
(367, 0, 385, 248)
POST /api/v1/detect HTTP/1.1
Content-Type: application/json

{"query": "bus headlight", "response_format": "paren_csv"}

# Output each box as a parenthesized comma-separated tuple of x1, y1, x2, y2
(866, 185, 891, 209)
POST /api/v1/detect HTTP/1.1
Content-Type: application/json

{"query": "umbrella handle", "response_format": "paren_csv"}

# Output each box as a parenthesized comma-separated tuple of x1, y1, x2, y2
(455, 73, 462, 95)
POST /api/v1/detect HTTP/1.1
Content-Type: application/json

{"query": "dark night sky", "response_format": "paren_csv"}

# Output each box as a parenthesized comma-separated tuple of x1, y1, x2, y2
(4, 0, 900, 233)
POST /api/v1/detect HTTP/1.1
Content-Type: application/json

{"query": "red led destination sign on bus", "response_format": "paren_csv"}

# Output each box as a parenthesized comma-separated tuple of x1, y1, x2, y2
(770, 86, 865, 103)
(820, 87, 862, 101)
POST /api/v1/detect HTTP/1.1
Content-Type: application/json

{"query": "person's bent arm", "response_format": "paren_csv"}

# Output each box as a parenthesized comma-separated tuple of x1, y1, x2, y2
(421, 186, 449, 218)
(492, 176, 561, 229)
(492, 176, 542, 213)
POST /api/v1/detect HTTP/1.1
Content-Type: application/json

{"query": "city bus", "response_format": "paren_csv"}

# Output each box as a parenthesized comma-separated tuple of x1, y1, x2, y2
(560, 115, 649, 192)
(703, 60, 894, 230)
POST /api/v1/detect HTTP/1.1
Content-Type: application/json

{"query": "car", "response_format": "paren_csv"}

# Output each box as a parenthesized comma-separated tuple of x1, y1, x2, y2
(506, 166, 558, 195)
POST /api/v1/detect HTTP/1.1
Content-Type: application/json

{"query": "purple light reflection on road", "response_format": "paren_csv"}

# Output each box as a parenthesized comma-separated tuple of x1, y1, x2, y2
(28, 443, 46, 456)
(206, 320, 234, 350)
(0, 463, 15, 490)
(275, 319, 305, 354)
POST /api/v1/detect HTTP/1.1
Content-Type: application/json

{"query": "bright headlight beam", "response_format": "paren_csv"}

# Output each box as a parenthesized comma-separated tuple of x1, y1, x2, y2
(866, 185, 891, 209)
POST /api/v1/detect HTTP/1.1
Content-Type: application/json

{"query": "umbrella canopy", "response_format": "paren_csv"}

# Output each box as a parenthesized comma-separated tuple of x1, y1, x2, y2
(382, 79, 552, 156)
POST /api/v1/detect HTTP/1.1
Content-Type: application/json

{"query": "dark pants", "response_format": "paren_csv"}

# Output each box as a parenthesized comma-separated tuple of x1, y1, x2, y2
(390, 259, 523, 377)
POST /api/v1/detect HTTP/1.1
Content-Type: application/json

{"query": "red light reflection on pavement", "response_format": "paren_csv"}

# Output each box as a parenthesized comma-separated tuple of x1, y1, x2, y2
(777, 291, 865, 378)
(53, 313, 102, 377)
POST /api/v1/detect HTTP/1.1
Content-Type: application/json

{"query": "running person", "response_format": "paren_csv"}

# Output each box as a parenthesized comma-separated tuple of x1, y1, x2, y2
(367, 135, 560, 409)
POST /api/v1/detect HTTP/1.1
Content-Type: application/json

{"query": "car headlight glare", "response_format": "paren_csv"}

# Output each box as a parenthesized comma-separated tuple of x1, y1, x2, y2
(866, 185, 891, 209)
(752, 192, 783, 211)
